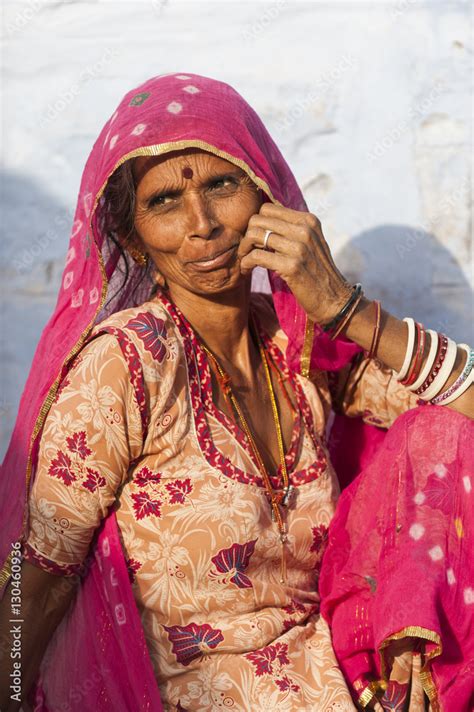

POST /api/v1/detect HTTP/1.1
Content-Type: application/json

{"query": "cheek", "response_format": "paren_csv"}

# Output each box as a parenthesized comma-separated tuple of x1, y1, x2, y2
(136, 213, 182, 253)
(215, 191, 262, 230)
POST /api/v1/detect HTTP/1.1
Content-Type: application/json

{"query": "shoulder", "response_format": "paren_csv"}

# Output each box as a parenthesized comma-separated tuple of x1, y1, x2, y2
(87, 298, 180, 367)
(89, 298, 177, 339)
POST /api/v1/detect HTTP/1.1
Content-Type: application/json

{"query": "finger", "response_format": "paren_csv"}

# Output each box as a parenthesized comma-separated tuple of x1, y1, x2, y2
(239, 218, 315, 263)
(258, 201, 314, 226)
(240, 247, 295, 276)
(248, 214, 311, 244)
(257, 204, 335, 261)
(239, 227, 308, 263)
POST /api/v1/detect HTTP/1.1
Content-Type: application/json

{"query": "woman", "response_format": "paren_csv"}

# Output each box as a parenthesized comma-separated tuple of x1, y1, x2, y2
(0, 73, 472, 712)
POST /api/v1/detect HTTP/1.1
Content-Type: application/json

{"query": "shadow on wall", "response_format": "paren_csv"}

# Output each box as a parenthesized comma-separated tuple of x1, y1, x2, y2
(335, 224, 473, 346)
(0, 169, 72, 460)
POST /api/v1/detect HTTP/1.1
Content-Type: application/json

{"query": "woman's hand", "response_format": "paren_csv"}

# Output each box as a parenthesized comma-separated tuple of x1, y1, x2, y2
(238, 202, 351, 325)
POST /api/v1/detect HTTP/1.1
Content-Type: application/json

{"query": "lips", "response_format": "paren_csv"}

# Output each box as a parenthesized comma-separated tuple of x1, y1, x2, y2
(189, 244, 238, 272)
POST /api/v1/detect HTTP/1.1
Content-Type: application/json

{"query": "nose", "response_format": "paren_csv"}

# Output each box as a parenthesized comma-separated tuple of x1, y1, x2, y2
(184, 192, 219, 241)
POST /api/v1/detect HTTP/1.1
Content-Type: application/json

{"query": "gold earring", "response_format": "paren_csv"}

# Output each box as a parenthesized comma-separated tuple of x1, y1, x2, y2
(127, 244, 149, 266)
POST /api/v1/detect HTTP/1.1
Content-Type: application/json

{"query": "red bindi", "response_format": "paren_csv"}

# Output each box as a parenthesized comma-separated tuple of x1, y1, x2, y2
(182, 167, 193, 179)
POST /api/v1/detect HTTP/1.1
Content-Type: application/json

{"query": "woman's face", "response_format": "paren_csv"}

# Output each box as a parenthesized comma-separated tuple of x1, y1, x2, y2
(132, 147, 264, 295)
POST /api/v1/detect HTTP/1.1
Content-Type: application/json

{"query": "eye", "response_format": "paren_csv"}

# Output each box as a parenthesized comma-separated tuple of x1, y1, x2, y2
(209, 176, 237, 191)
(148, 193, 172, 207)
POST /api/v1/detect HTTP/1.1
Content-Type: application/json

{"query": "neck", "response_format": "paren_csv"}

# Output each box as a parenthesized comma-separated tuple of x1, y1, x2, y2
(166, 280, 256, 370)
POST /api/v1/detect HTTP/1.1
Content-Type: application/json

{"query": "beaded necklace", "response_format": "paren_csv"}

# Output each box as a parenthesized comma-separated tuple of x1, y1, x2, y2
(201, 317, 294, 584)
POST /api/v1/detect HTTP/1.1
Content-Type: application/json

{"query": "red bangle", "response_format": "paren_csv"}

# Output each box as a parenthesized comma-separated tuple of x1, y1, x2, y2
(401, 323, 425, 386)
(415, 333, 448, 395)
(367, 300, 382, 360)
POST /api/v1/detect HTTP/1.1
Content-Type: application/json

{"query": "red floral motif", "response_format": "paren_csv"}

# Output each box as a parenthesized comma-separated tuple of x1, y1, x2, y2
(275, 675, 300, 693)
(210, 539, 257, 589)
(310, 524, 328, 554)
(131, 491, 162, 520)
(126, 557, 142, 583)
(282, 598, 306, 615)
(163, 622, 224, 666)
(282, 619, 294, 633)
(126, 312, 170, 363)
(165, 478, 193, 504)
(48, 450, 77, 486)
(66, 431, 92, 460)
(245, 642, 290, 676)
(82, 468, 106, 492)
(134, 466, 161, 487)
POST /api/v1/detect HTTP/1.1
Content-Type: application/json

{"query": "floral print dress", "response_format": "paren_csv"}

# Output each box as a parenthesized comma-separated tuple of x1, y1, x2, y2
(22, 292, 419, 712)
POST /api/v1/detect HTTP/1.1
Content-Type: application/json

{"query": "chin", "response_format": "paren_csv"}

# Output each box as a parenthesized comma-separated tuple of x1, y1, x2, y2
(186, 267, 250, 296)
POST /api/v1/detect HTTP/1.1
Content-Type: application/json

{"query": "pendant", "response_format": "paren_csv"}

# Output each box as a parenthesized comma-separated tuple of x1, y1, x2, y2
(282, 484, 295, 508)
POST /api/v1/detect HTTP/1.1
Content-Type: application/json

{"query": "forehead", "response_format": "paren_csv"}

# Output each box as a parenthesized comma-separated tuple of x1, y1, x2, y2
(132, 148, 238, 185)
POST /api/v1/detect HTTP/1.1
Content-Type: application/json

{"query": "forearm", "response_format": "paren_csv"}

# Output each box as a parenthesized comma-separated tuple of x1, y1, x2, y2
(0, 563, 79, 710)
(339, 296, 473, 419)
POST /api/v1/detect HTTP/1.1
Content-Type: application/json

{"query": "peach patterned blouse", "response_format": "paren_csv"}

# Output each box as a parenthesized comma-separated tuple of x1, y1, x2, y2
(22, 292, 419, 712)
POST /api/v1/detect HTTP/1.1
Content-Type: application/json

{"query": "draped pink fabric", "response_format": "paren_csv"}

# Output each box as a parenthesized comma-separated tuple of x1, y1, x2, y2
(320, 405, 474, 710)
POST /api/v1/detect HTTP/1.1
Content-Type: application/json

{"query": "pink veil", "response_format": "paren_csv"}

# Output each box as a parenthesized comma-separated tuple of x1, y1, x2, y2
(0, 72, 364, 709)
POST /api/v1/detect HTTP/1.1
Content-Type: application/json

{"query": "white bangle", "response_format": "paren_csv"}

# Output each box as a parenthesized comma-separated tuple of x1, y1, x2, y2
(420, 337, 457, 401)
(396, 318, 416, 381)
(409, 329, 439, 392)
(430, 344, 474, 405)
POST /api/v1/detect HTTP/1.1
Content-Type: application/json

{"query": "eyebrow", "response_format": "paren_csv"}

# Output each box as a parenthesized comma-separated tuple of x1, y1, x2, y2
(144, 168, 244, 202)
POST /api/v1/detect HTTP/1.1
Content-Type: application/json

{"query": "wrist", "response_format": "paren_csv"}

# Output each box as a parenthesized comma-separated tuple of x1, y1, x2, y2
(339, 295, 373, 339)
(317, 283, 363, 335)
(309, 282, 353, 326)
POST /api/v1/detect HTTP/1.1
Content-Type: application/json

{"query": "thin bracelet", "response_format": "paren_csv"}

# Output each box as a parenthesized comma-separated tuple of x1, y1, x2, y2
(401, 323, 425, 386)
(420, 337, 458, 401)
(395, 318, 416, 381)
(415, 334, 447, 396)
(410, 329, 438, 391)
(430, 345, 474, 405)
(330, 291, 364, 340)
(322, 284, 362, 334)
(367, 300, 382, 360)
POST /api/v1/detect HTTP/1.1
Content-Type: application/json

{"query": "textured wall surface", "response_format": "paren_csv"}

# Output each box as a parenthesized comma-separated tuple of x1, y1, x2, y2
(1, 0, 472, 459)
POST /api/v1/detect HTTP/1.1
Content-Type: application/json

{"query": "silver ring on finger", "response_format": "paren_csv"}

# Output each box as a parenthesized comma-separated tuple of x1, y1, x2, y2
(263, 229, 273, 251)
